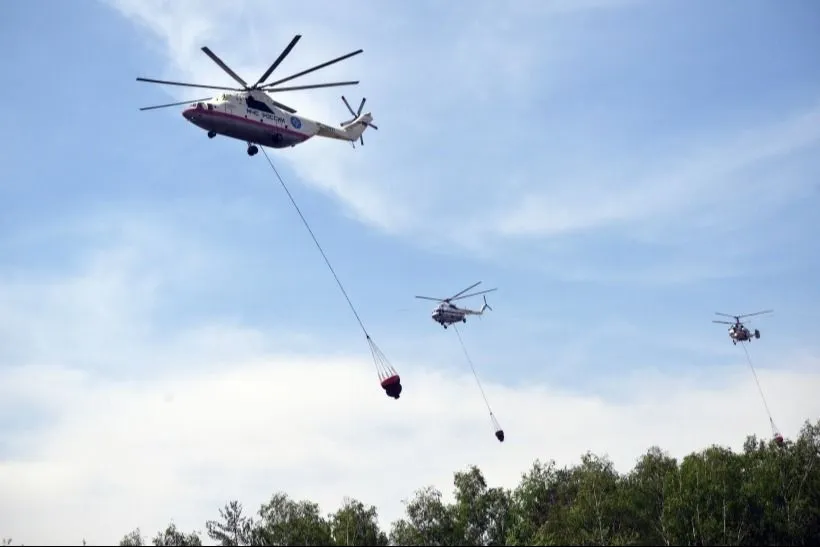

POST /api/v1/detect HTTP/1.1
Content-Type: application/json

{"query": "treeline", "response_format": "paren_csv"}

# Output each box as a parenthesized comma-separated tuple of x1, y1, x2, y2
(113, 419, 819, 546)
(6, 420, 818, 546)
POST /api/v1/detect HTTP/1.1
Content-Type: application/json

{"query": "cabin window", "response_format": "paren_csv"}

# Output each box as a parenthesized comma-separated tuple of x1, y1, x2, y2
(246, 96, 274, 113)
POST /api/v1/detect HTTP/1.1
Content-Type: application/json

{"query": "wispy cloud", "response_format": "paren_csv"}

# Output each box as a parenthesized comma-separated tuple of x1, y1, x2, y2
(0, 209, 320, 377)
(98, 0, 660, 238)
(105, 0, 820, 293)
(490, 102, 820, 239)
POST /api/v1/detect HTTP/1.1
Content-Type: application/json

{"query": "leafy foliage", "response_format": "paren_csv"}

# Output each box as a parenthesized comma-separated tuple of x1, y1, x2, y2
(98, 418, 817, 546)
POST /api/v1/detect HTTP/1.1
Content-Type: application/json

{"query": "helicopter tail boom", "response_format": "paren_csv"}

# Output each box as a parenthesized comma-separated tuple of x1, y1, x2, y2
(464, 295, 493, 316)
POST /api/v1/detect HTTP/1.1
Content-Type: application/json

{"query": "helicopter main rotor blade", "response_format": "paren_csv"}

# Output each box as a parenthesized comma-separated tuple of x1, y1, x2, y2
(262, 48, 364, 89)
(265, 81, 360, 93)
(201, 46, 249, 89)
(451, 288, 498, 302)
(136, 77, 242, 92)
(448, 281, 482, 301)
(415, 295, 446, 302)
(253, 34, 302, 88)
(139, 97, 213, 111)
(737, 309, 774, 319)
(269, 99, 298, 114)
(712, 320, 733, 325)
(714, 312, 737, 319)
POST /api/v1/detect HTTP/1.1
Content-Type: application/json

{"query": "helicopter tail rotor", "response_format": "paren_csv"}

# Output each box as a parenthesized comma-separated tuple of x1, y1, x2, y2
(481, 295, 493, 313)
(340, 95, 378, 148)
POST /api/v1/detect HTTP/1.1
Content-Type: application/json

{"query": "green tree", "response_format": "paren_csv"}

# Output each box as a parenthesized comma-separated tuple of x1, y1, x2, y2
(538, 452, 636, 546)
(740, 419, 820, 545)
(151, 522, 202, 546)
(451, 465, 512, 546)
(120, 528, 144, 546)
(506, 459, 568, 545)
(389, 486, 459, 546)
(622, 445, 679, 546)
(255, 492, 333, 546)
(206, 501, 256, 546)
(329, 497, 388, 546)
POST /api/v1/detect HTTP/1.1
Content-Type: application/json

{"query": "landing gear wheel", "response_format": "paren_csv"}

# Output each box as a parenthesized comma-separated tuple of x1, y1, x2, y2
(207, 131, 216, 139)
(755, 329, 760, 339)
(462, 318, 467, 323)
(247, 144, 259, 156)
(443, 324, 448, 329)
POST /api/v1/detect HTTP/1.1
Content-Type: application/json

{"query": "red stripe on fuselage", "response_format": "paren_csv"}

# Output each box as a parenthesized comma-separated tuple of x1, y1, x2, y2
(182, 107, 310, 142)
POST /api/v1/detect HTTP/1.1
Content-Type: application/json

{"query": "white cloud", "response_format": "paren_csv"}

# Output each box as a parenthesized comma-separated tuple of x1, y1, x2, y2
(2, 220, 819, 546)
(101, 0, 820, 257)
(491, 102, 820, 240)
(2, 346, 818, 546)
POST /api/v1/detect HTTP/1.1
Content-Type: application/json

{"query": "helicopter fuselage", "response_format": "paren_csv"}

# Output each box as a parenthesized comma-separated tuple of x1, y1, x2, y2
(183, 97, 315, 149)
(728, 324, 760, 344)
(180, 92, 369, 153)
(431, 302, 491, 328)
(432, 304, 468, 328)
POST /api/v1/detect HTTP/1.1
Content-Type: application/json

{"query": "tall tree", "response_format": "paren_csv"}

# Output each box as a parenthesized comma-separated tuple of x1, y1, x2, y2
(506, 459, 568, 545)
(329, 497, 389, 546)
(255, 492, 333, 546)
(451, 465, 512, 546)
(151, 522, 202, 546)
(661, 444, 756, 546)
(206, 501, 256, 546)
(622, 445, 679, 546)
(389, 486, 459, 546)
(120, 528, 144, 546)
(540, 451, 636, 545)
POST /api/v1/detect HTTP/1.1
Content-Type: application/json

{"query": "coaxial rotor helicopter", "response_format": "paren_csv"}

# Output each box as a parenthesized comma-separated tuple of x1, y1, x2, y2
(415, 281, 497, 329)
(135, 34, 379, 156)
(712, 309, 773, 345)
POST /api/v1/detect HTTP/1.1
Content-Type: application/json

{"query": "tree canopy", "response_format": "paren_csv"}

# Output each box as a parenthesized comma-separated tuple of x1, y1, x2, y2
(4, 420, 819, 546)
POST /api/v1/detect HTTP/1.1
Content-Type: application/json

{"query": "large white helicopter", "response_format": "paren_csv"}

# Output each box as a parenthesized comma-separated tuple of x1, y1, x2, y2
(713, 309, 773, 345)
(136, 34, 379, 156)
(415, 282, 497, 329)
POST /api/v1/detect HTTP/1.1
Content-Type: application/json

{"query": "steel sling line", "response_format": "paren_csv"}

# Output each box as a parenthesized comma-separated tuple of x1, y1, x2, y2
(741, 342, 782, 445)
(261, 148, 402, 399)
(453, 324, 505, 442)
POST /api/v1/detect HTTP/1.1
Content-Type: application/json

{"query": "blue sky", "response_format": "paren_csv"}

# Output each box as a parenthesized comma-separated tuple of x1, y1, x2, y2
(2, 0, 820, 544)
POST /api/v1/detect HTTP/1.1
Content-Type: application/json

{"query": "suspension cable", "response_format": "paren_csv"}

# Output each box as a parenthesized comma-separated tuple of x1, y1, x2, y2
(740, 343, 779, 435)
(261, 148, 369, 337)
(453, 324, 503, 439)
(260, 148, 398, 386)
